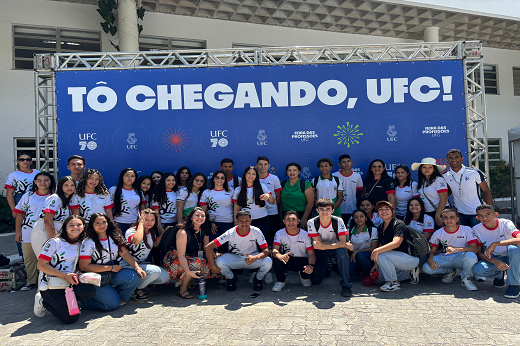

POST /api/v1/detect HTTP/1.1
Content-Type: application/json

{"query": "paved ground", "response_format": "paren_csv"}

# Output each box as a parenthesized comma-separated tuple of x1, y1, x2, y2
(1, 271, 519, 346)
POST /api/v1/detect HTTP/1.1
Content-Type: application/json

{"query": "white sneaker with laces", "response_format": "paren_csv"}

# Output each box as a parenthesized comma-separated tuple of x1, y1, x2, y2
(461, 277, 478, 291)
(264, 272, 274, 285)
(299, 271, 312, 287)
(380, 281, 401, 292)
(34, 292, 47, 317)
(441, 269, 462, 283)
(272, 282, 285, 292)
(21, 283, 34, 291)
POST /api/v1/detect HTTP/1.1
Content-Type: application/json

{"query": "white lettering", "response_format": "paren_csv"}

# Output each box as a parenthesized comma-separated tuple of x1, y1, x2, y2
(157, 85, 182, 110)
(183, 84, 203, 109)
(68, 87, 87, 112)
(126, 85, 156, 111)
(86, 86, 117, 112)
(410, 77, 440, 102)
(234, 83, 261, 108)
(317, 80, 347, 106)
(290, 81, 316, 107)
(205, 83, 234, 109)
(261, 82, 288, 107)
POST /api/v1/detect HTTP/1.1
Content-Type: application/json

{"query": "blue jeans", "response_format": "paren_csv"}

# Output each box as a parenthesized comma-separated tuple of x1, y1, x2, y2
(80, 268, 141, 311)
(350, 251, 372, 277)
(120, 260, 171, 289)
(422, 252, 478, 279)
(458, 213, 480, 227)
(116, 223, 133, 236)
(312, 248, 351, 289)
(216, 253, 272, 280)
(377, 250, 419, 282)
(473, 245, 520, 286)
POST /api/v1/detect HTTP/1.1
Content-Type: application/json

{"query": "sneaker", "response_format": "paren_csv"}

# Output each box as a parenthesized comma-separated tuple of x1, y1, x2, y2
(380, 281, 401, 292)
(409, 267, 420, 285)
(461, 277, 478, 291)
(441, 269, 462, 283)
(33, 292, 46, 317)
(21, 283, 35, 291)
(341, 287, 352, 297)
(493, 272, 506, 288)
(299, 271, 312, 287)
(131, 289, 148, 301)
(217, 278, 227, 284)
(119, 299, 127, 306)
(504, 285, 520, 299)
(264, 272, 274, 285)
(227, 275, 238, 292)
(272, 282, 285, 292)
(253, 276, 263, 291)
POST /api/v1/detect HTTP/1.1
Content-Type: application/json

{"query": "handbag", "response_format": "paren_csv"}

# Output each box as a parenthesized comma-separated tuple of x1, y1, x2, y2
(47, 242, 81, 290)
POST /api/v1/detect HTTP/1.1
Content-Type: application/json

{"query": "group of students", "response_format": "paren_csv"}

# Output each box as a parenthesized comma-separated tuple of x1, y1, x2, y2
(4, 148, 519, 325)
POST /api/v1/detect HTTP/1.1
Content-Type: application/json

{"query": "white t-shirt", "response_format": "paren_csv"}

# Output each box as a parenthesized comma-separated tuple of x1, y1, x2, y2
(259, 173, 282, 215)
(152, 191, 177, 224)
(227, 176, 242, 191)
(407, 214, 435, 234)
(4, 169, 40, 195)
(429, 225, 478, 253)
(199, 189, 234, 223)
(40, 193, 70, 222)
(109, 187, 145, 224)
(70, 193, 114, 223)
(395, 182, 419, 216)
(472, 219, 520, 257)
(332, 171, 363, 214)
(307, 216, 348, 244)
(39, 238, 80, 273)
(214, 226, 268, 256)
(347, 213, 383, 228)
(443, 165, 486, 215)
(80, 237, 121, 264)
(349, 226, 378, 252)
(418, 176, 448, 213)
(125, 227, 154, 263)
(177, 188, 201, 217)
(312, 175, 344, 202)
(273, 228, 313, 258)
(232, 184, 271, 220)
(14, 191, 51, 242)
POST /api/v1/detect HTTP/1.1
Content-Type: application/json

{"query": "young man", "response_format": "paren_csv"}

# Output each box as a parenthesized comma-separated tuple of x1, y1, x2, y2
(422, 208, 479, 291)
(205, 210, 272, 292)
(220, 158, 241, 190)
(256, 156, 282, 244)
(307, 198, 353, 297)
(443, 149, 492, 227)
(67, 155, 86, 184)
(312, 158, 344, 218)
(332, 154, 363, 224)
(272, 211, 316, 291)
(472, 204, 520, 298)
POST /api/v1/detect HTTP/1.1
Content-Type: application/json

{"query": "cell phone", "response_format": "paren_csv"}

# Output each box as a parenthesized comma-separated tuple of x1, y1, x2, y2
(248, 293, 261, 298)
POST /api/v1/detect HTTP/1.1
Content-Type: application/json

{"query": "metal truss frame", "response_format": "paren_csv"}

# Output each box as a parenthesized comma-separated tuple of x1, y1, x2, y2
(34, 41, 487, 177)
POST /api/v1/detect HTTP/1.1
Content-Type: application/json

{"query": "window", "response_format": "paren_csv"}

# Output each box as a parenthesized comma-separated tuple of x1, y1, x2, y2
(478, 138, 501, 168)
(474, 64, 499, 95)
(139, 36, 206, 51)
(13, 25, 101, 70)
(513, 67, 520, 96)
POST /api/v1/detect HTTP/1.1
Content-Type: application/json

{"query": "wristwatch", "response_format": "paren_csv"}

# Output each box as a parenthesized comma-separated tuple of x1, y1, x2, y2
(307, 263, 315, 267)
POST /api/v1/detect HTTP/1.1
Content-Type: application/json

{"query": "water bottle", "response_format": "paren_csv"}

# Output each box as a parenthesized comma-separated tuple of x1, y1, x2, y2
(198, 274, 207, 300)
(362, 272, 379, 287)
(65, 287, 80, 315)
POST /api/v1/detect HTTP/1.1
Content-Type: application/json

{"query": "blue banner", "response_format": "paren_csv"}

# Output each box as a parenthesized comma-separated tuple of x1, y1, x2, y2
(56, 60, 466, 186)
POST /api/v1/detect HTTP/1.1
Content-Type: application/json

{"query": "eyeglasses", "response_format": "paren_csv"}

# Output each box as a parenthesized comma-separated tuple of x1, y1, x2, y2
(18, 158, 32, 162)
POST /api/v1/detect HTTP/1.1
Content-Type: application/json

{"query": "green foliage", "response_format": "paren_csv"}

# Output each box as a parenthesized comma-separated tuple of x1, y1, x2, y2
(0, 195, 15, 234)
(489, 160, 511, 199)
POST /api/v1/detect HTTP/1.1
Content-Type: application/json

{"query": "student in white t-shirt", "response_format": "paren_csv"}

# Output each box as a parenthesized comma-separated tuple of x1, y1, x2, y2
(332, 154, 363, 225)
(271, 211, 316, 291)
(350, 197, 383, 228)
(139, 175, 153, 208)
(393, 164, 419, 220)
(176, 173, 207, 222)
(66, 155, 86, 186)
(404, 197, 435, 267)
(70, 169, 114, 224)
(200, 170, 234, 243)
(175, 166, 191, 190)
(152, 173, 178, 228)
(220, 158, 241, 191)
(256, 156, 282, 246)
(312, 158, 344, 217)
(472, 204, 520, 299)
(109, 168, 146, 235)
(205, 210, 272, 292)
(422, 208, 479, 291)
(347, 209, 378, 278)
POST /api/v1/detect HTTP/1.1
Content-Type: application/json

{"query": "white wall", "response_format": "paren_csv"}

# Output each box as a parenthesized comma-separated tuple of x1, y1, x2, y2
(1, 0, 519, 192)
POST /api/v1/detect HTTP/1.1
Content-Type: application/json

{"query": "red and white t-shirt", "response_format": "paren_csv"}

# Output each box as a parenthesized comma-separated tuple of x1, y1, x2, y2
(273, 228, 313, 258)
(80, 237, 121, 264)
(199, 189, 234, 223)
(109, 186, 146, 224)
(14, 190, 50, 242)
(125, 227, 153, 263)
(214, 226, 268, 256)
(4, 169, 40, 195)
(152, 191, 177, 224)
(70, 193, 114, 223)
(472, 219, 520, 257)
(259, 173, 282, 216)
(39, 238, 80, 273)
(307, 216, 348, 244)
(232, 184, 271, 220)
(407, 214, 435, 234)
(418, 176, 448, 213)
(429, 225, 478, 253)
(40, 194, 70, 222)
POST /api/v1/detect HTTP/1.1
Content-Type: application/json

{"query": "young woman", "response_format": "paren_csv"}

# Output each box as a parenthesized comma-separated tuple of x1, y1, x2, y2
(394, 164, 419, 220)
(151, 171, 163, 186)
(122, 209, 170, 300)
(177, 173, 207, 222)
(79, 213, 145, 310)
(71, 169, 114, 224)
(348, 209, 378, 277)
(199, 170, 234, 242)
(31, 176, 75, 256)
(139, 175, 153, 208)
(404, 198, 435, 240)
(152, 173, 178, 228)
(371, 201, 420, 292)
(412, 157, 448, 228)
(233, 166, 275, 241)
(36, 215, 96, 323)
(352, 197, 383, 228)
(109, 168, 145, 234)
(362, 159, 396, 208)
(14, 172, 55, 291)
(278, 163, 314, 230)
(175, 166, 192, 190)
(162, 207, 220, 299)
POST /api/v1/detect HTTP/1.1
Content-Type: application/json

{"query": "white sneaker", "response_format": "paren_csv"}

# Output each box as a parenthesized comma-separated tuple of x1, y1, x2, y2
(299, 271, 312, 287)
(34, 292, 46, 317)
(441, 269, 462, 283)
(409, 266, 420, 285)
(264, 273, 274, 285)
(380, 281, 401, 292)
(461, 277, 478, 291)
(218, 278, 227, 284)
(272, 282, 285, 292)
(21, 283, 35, 291)
(249, 273, 256, 284)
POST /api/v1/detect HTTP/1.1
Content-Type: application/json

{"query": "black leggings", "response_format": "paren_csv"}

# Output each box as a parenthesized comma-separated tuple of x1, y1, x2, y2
(40, 284, 96, 324)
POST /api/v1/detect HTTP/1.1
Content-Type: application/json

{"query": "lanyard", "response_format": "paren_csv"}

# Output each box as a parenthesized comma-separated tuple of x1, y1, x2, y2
(194, 229, 203, 251)
(452, 172, 464, 189)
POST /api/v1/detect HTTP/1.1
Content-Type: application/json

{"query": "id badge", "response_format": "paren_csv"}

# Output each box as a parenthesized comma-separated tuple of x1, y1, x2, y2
(198, 251, 204, 258)
(457, 188, 463, 197)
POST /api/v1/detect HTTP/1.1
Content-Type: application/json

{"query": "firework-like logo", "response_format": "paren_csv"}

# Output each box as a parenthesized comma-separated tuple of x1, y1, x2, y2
(436, 158, 450, 174)
(162, 127, 190, 152)
(334, 122, 363, 147)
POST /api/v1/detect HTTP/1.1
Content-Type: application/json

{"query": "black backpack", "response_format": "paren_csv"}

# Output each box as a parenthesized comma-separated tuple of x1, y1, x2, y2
(281, 179, 307, 193)
(157, 226, 188, 263)
(393, 219, 431, 256)
(312, 215, 342, 239)
(232, 175, 239, 189)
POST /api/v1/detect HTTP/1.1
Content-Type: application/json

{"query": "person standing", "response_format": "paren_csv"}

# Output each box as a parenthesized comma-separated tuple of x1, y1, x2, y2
(256, 156, 282, 245)
(220, 158, 241, 191)
(66, 155, 86, 185)
(109, 168, 146, 235)
(278, 163, 314, 230)
(362, 159, 396, 209)
(443, 149, 493, 227)
(332, 155, 363, 225)
(393, 164, 419, 220)
(312, 158, 344, 218)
